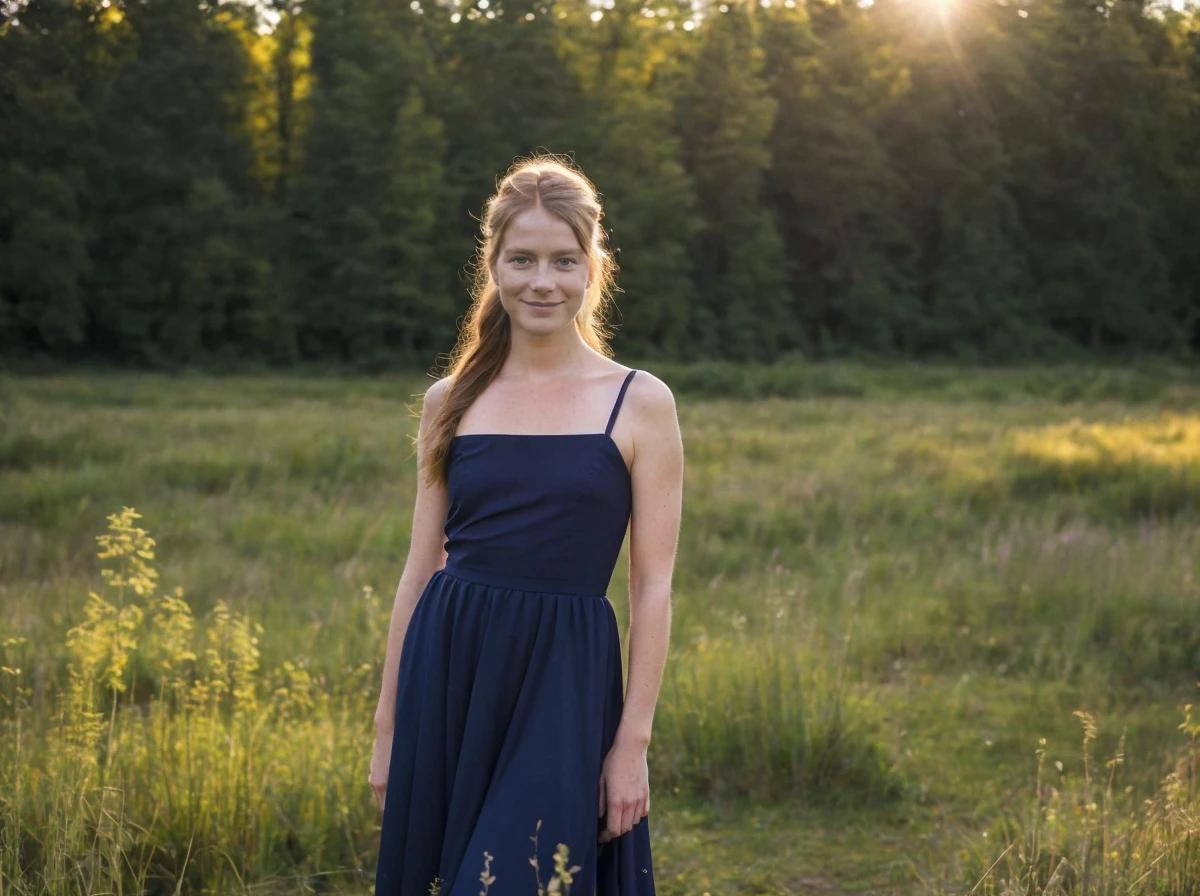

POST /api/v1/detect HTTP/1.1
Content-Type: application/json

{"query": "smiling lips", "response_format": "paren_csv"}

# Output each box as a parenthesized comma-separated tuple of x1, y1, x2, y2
(524, 300, 561, 308)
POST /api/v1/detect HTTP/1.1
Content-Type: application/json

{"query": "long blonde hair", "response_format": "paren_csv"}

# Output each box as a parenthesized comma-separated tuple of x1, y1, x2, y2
(421, 153, 621, 486)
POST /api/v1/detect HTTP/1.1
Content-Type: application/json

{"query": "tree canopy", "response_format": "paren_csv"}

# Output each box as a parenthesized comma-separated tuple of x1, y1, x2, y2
(2, 0, 1198, 366)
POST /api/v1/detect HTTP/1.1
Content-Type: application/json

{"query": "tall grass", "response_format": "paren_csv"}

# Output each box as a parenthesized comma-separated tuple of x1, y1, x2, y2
(655, 636, 904, 805)
(0, 508, 374, 892)
(954, 706, 1200, 895)
(3, 363, 1198, 892)
(1, 505, 885, 893)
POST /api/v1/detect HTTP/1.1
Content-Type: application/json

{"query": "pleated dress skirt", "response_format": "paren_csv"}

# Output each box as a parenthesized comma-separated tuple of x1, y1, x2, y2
(373, 563, 656, 896)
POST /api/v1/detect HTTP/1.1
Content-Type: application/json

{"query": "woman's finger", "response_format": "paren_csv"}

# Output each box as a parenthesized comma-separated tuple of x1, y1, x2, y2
(623, 801, 638, 836)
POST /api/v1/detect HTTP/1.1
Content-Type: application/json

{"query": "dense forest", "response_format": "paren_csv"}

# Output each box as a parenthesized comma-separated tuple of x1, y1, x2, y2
(2, 0, 1198, 368)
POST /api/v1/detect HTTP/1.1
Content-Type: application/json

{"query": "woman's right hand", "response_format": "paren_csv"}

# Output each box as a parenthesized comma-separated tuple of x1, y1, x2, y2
(370, 727, 393, 813)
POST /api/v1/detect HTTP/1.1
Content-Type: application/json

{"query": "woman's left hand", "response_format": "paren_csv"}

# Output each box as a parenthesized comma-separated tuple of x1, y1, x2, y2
(598, 738, 649, 844)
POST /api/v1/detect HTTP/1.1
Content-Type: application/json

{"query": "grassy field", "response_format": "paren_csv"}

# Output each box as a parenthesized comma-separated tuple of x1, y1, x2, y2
(1, 360, 1198, 894)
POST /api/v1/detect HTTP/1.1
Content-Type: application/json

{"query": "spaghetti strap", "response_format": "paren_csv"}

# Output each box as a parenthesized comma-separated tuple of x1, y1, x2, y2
(604, 369, 638, 437)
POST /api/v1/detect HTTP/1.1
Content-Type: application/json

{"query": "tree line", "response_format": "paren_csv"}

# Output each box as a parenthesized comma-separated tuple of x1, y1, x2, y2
(2, 0, 1198, 368)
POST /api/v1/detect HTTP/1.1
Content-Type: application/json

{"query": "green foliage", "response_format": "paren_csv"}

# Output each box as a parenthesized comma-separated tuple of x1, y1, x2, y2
(765, 1, 922, 355)
(83, 0, 270, 365)
(565, 0, 702, 359)
(2, 0, 1199, 366)
(0, 0, 96, 355)
(674, 0, 790, 361)
(292, 0, 450, 366)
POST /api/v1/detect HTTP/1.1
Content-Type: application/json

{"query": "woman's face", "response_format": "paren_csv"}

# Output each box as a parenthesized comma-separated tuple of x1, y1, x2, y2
(492, 207, 590, 333)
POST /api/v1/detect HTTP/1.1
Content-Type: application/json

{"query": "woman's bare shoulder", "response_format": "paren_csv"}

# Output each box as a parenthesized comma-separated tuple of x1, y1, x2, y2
(628, 369, 676, 414)
(421, 374, 455, 414)
(623, 369, 678, 448)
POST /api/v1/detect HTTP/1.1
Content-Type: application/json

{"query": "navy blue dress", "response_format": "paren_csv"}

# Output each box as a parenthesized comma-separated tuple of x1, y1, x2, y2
(375, 368, 655, 896)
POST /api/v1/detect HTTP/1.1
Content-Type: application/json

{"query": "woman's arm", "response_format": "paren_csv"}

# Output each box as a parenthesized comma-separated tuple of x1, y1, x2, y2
(615, 372, 683, 750)
(373, 376, 453, 733)
(598, 371, 682, 841)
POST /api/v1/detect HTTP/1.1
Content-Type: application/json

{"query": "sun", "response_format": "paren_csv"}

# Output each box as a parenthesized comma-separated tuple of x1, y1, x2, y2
(876, 0, 962, 24)
(929, 0, 958, 20)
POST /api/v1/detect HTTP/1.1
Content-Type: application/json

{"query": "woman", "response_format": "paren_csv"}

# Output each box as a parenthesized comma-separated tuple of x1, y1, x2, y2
(370, 154, 683, 896)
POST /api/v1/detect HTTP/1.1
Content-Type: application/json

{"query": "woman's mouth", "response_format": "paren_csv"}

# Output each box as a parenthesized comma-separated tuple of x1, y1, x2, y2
(523, 300, 561, 308)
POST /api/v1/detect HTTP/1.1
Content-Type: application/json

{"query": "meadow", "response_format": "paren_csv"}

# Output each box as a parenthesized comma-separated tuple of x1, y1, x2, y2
(1, 359, 1198, 894)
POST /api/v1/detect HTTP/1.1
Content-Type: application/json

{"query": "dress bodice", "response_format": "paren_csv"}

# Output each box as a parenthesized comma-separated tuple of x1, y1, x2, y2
(441, 370, 637, 597)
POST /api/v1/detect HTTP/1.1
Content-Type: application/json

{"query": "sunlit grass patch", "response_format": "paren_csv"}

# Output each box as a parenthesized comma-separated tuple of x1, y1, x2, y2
(1014, 414, 1200, 470)
(1007, 413, 1200, 518)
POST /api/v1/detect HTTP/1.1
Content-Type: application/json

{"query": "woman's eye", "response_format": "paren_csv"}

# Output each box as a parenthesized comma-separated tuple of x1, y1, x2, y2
(510, 256, 577, 266)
